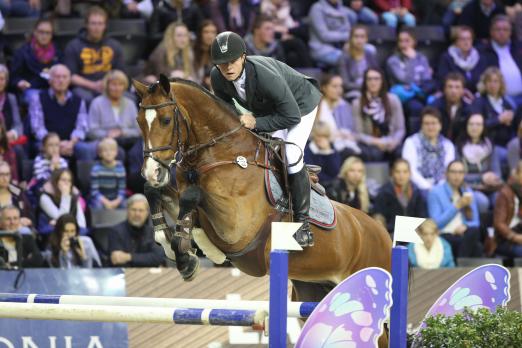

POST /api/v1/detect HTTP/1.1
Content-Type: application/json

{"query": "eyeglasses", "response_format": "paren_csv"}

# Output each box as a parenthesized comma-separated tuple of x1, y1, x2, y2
(36, 30, 53, 35)
(448, 170, 465, 174)
(0, 172, 10, 177)
(366, 76, 382, 81)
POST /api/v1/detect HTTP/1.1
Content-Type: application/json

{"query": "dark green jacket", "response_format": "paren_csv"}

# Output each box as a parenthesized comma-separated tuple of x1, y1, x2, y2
(210, 56, 321, 132)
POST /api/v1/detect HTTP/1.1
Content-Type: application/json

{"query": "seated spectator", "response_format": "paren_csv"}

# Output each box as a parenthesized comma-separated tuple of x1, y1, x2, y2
(471, 67, 516, 153)
(31, 132, 68, 191)
(430, 73, 472, 141)
(120, 0, 154, 19)
(374, 0, 416, 28)
(0, 161, 33, 228)
(456, 113, 502, 212)
(507, 118, 522, 171)
(29, 64, 88, 158)
(408, 219, 456, 269)
(82, 70, 140, 161)
(373, 158, 427, 234)
(346, 0, 378, 25)
(402, 107, 456, 191)
(338, 25, 378, 101)
(0, 64, 25, 172)
(260, 0, 300, 36)
(316, 74, 359, 159)
(428, 159, 483, 258)
(436, 26, 485, 96)
(353, 68, 405, 161)
(458, 0, 506, 43)
(218, 0, 256, 37)
(47, 214, 100, 268)
(308, 0, 352, 67)
(442, 0, 472, 29)
(0, 0, 41, 17)
(0, 108, 19, 183)
(193, 20, 218, 84)
(144, 22, 196, 83)
(38, 169, 87, 235)
(494, 160, 522, 258)
(64, 6, 125, 104)
(326, 156, 370, 213)
(108, 193, 165, 267)
(10, 18, 61, 103)
(481, 15, 522, 106)
(0, 205, 42, 269)
(244, 15, 285, 62)
(154, 0, 204, 33)
(304, 122, 341, 186)
(387, 28, 435, 133)
(90, 138, 126, 210)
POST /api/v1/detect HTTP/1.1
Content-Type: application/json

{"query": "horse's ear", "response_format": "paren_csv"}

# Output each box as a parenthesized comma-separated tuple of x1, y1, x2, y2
(159, 74, 171, 95)
(132, 79, 148, 98)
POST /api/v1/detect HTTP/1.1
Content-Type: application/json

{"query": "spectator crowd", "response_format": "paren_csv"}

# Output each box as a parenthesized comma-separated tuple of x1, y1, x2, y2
(0, 0, 522, 271)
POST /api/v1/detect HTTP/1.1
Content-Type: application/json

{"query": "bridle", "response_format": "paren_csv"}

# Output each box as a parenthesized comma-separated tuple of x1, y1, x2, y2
(139, 94, 243, 174)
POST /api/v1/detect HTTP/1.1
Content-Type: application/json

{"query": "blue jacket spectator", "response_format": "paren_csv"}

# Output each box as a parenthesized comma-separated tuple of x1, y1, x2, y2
(408, 219, 455, 269)
(308, 0, 352, 66)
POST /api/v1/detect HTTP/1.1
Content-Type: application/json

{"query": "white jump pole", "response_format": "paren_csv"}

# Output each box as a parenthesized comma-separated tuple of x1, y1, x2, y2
(0, 302, 267, 327)
(0, 293, 317, 318)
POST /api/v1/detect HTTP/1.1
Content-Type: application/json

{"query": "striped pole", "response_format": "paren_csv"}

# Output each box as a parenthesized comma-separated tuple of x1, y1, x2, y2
(0, 302, 266, 326)
(0, 293, 317, 318)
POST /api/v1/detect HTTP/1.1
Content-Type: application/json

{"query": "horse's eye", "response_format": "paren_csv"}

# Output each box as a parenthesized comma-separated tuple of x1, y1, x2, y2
(161, 117, 171, 126)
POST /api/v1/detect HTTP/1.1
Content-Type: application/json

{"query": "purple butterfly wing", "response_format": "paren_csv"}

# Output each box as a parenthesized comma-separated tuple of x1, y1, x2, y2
(422, 264, 511, 320)
(296, 267, 393, 348)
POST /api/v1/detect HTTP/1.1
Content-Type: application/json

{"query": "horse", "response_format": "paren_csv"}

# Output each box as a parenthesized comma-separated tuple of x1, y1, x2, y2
(133, 75, 392, 346)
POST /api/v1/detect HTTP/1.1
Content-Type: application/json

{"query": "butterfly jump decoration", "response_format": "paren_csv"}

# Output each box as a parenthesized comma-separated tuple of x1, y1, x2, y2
(296, 267, 393, 348)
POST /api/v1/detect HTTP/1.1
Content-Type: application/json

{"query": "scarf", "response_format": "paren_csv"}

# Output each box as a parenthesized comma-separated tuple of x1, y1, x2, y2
(419, 133, 446, 183)
(394, 183, 412, 209)
(448, 45, 480, 72)
(414, 237, 444, 269)
(462, 140, 492, 170)
(487, 95, 504, 115)
(362, 95, 388, 136)
(30, 37, 56, 65)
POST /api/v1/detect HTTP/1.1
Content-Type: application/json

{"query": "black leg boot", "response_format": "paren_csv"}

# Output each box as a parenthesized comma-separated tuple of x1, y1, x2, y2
(289, 167, 314, 247)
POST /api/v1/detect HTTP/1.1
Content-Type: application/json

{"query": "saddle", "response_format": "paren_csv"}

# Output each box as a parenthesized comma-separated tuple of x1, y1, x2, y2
(263, 141, 337, 230)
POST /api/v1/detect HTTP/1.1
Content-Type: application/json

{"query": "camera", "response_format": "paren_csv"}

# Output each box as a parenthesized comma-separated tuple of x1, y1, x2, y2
(69, 237, 80, 249)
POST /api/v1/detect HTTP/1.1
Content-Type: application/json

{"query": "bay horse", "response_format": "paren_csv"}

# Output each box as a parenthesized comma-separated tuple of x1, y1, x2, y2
(133, 75, 392, 345)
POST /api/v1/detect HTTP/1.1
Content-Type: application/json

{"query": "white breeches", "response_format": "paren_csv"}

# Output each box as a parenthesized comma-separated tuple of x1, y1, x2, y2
(271, 106, 317, 174)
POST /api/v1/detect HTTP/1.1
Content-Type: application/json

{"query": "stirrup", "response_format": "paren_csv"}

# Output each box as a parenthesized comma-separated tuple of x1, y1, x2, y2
(293, 223, 314, 247)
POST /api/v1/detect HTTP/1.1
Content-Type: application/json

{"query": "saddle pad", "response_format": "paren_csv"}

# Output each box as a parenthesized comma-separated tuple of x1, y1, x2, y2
(265, 170, 337, 230)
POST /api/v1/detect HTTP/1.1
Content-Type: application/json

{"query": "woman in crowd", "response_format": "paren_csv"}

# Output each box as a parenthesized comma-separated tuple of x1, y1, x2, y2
(0, 161, 33, 227)
(219, 0, 256, 37)
(304, 122, 341, 186)
(193, 20, 218, 84)
(38, 168, 86, 235)
(144, 22, 196, 83)
(353, 68, 405, 162)
(437, 26, 485, 95)
(316, 74, 358, 160)
(47, 214, 101, 268)
(373, 158, 427, 234)
(10, 18, 61, 103)
(85, 70, 140, 160)
(471, 67, 517, 151)
(456, 113, 502, 212)
(408, 219, 455, 269)
(402, 107, 456, 191)
(387, 28, 435, 133)
(326, 156, 370, 213)
(337, 25, 378, 101)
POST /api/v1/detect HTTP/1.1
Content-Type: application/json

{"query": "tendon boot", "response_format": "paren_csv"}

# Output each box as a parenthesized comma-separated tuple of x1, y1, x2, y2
(289, 166, 314, 247)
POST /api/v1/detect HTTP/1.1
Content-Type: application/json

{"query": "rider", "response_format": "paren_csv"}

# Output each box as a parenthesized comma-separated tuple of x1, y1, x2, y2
(210, 31, 321, 247)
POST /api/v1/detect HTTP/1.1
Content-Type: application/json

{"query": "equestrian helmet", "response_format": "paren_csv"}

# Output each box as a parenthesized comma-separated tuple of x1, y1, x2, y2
(211, 31, 246, 65)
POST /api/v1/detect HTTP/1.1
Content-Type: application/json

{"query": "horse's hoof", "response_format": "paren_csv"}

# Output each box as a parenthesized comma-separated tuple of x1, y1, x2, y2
(178, 254, 200, 282)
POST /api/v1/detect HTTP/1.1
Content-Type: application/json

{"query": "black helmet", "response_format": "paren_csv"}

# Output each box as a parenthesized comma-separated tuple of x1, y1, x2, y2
(211, 31, 246, 65)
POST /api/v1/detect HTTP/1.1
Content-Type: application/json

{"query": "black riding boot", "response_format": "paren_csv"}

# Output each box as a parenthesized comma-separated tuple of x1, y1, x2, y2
(289, 167, 314, 247)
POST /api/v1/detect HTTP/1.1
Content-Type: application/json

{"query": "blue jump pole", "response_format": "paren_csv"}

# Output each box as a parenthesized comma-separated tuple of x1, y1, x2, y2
(390, 245, 409, 348)
(269, 249, 289, 348)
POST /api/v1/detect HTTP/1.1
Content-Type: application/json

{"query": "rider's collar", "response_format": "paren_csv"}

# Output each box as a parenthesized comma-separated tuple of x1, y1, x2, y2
(232, 66, 246, 86)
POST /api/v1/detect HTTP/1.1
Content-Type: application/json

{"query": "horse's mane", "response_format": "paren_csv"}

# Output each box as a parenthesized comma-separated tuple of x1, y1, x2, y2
(166, 78, 240, 117)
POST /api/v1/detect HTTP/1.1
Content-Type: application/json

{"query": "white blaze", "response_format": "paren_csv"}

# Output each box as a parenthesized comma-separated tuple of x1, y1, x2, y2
(144, 108, 159, 182)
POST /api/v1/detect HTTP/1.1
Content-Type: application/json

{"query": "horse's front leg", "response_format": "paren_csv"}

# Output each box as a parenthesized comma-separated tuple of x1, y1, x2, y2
(144, 183, 200, 281)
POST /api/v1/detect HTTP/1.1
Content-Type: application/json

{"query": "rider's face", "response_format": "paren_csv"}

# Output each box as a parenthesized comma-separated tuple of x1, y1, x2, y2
(217, 54, 246, 81)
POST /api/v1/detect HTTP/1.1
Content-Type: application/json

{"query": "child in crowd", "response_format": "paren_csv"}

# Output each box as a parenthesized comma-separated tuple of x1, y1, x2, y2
(89, 138, 126, 210)
(408, 219, 455, 269)
(32, 132, 68, 186)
